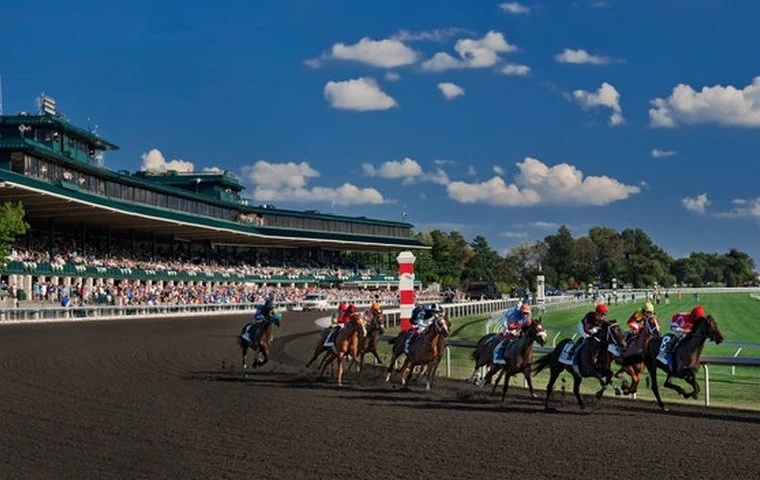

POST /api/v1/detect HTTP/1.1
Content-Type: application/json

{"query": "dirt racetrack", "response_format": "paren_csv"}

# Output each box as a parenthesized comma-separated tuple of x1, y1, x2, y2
(2, 311, 760, 480)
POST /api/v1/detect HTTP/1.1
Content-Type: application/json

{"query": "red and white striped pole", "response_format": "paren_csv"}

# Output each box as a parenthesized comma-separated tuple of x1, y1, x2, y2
(397, 251, 416, 331)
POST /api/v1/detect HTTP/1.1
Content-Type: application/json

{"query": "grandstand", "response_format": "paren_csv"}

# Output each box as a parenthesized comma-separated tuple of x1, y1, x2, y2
(0, 96, 427, 300)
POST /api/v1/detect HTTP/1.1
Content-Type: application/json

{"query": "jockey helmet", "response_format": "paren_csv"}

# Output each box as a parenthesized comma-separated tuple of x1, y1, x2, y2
(347, 304, 357, 313)
(264, 299, 274, 310)
(371, 301, 381, 311)
(429, 303, 440, 312)
(519, 303, 531, 314)
(692, 305, 706, 319)
(644, 301, 654, 314)
(338, 302, 347, 312)
(595, 303, 608, 315)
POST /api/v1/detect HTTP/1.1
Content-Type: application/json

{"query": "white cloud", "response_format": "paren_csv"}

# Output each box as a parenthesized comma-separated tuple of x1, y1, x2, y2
(500, 2, 530, 14)
(714, 198, 760, 220)
(500, 231, 529, 238)
(437, 82, 465, 100)
(202, 166, 226, 174)
(682, 194, 711, 215)
(447, 156, 639, 206)
(363, 157, 422, 180)
(493, 166, 506, 176)
(242, 160, 384, 205)
(467, 165, 477, 176)
(651, 149, 678, 158)
(649, 77, 760, 128)
(324, 77, 397, 111)
(555, 48, 613, 65)
(306, 37, 418, 68)
(421, 31, 518, 71)
(572, 82, 624, 126)
(140, 149, 194, 173)
(384, 71, 401, 82)
(526, 221, 562, 230)
(501, 63, 531, 76)
(392, 28, 469, 43)
(363, 157, 450, 185)
(434, 159, 455, 166)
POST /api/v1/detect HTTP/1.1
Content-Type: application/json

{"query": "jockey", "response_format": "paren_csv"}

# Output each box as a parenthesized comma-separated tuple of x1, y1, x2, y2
(370, 300, 382, 317)
(242, 298, 277, 342)
(411, 303, 439, 334)
(409, 302, 424, 325)
(335, 301, 347, 324)
(493, 303, 532, 365)
(568, 303, 608, 357)
(325, 304, 356, 347)
(338, 304, 357, 325)
(665, 305, 705, 355)
(627, 301, 655, 336)
(500, 303, 532, 340)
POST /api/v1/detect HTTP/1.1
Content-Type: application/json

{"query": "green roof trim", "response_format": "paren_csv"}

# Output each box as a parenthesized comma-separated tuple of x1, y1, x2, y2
(0, 114, 119, 150)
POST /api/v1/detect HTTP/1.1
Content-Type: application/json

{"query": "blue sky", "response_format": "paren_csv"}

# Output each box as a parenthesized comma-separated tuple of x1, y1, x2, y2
(2, 0, 759, 265)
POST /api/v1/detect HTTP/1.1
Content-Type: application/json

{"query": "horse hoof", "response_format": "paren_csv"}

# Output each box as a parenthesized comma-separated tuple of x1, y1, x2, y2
(530, 393, 538, 399)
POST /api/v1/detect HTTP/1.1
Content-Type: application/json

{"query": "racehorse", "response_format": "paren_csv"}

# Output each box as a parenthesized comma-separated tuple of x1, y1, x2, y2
(385, 314, 450, 391)
(238, 311, 281, 377)
(358, 309, 385, 370)
(613, 314, 661, 395)
(533, 321, 627, 410)
(471, 318, 548, 401)
(642, 315, 724, 412)
(305, 313, 367, 386)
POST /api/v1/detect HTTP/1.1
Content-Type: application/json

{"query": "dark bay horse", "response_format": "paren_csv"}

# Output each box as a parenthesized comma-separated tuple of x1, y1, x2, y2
(533, 321, 627, 410)
(238, 312, 281, 377)
(305, 313, 367, 386)
(358, 309, 385, 370)
(642, 315, 724, 412)
(385, 314, 450, 391)
(476, 318, 548, 401)
(613, 315, 661, 396)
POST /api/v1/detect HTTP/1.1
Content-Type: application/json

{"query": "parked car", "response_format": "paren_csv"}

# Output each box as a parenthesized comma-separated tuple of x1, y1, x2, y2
(301, 294, 329, 311)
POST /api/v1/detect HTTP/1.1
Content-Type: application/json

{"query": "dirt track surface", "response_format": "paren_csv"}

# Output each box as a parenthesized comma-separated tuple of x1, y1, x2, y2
(2, 312, 760, 480)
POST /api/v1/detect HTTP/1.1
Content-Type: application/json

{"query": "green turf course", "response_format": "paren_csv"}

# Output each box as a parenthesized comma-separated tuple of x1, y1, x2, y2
(379, 292, 760, 410)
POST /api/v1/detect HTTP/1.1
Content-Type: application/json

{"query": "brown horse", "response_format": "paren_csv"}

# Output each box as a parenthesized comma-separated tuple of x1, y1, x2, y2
(641, 315, 724, 412)
(358, 309, 385, 370)
(305, 313, 367, 386)
(533, 321, 627, 410)
(238, 312, 281, 377)
(613, 315, 661, 395)
(474, 318, 548, 401)
(385, 314, 450, 391)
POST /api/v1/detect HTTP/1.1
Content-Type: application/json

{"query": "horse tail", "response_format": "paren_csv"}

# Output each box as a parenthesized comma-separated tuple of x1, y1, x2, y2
(471, 349, 479, 361)
(532, 353, 551, 375)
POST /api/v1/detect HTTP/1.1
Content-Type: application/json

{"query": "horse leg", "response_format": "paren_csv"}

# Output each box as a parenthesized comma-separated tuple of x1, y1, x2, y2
(523, 365, 537, 398)
(477, 365, 498, 389)
(318, 351, 336, 379)
(465, 356, 484, 384)
(385, 351, 400, 382)
(685, 370, 700, 399)
(647, 363, 669, 412)
(258, 344, 269, 367)
(371, 349, 383, 366)
(613, 365, 629, 395)
(544, 366, 561, 411)
(491, 369, 507, 394)
(241, 343, 249, 377)
(336, 353, 345, 387)
(663, 374, 688, 398)
(306, 343, 325, 368)
(500, 373, 512, 402)
(573, 374, 585, 410)
(399, 359, 413, 387)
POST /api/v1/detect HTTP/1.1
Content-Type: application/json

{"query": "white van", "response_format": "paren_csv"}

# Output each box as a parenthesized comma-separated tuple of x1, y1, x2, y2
(301, 294, 329, 311)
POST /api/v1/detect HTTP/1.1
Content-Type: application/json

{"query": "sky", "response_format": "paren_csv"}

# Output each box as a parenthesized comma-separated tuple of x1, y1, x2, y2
(2, 0, 759, 265)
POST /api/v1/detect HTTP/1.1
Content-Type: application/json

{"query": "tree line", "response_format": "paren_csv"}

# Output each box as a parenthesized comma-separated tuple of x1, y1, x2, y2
(410, 225, 758, 292)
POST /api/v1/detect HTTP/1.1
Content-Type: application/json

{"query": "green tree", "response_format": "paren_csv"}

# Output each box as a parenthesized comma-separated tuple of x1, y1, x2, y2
(544, 225, 577, 286)
(463, 235, 501, 283)
(0, 202, 29, 262)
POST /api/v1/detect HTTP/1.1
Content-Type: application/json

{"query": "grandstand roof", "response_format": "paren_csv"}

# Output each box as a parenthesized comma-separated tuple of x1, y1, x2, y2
(0, 114, 119, 150)
(0, 172, 428, 251)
